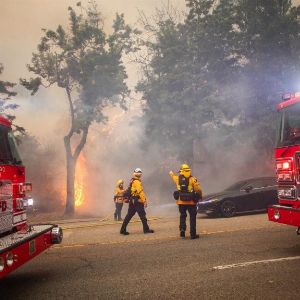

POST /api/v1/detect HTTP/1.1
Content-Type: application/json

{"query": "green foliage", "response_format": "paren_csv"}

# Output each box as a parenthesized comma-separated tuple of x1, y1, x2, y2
(0, 63, 17, 99)
(138, 0, 300, 164)
(21, 2, 135, 134)
(0, 63, 24, 135)
(21, 1, 136, 214)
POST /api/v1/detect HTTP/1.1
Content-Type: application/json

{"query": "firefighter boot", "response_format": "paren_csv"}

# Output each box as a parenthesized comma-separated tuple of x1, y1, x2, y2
(180, 230, 185, 238)
(120, 228, 129, 235)
(144, 229, 154, 234)
(120, 223, 129, 235)
(190, 234, 199, 240)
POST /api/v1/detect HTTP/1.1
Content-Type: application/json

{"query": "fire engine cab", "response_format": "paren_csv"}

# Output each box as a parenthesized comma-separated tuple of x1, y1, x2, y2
(268, 92, 300, 233)
(0, 115, 62, 279)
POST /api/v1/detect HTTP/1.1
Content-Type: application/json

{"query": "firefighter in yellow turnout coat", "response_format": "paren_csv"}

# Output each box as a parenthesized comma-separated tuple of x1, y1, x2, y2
(114, 179, 125, 221)
(120, 168, 154, 235)
(169, 164, 202, 239)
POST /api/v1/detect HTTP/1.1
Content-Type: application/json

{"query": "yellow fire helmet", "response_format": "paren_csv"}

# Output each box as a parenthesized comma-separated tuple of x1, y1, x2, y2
(181, 163, 191, 171)
(116, 179, 124, 186)
(180, 163, 191, 178)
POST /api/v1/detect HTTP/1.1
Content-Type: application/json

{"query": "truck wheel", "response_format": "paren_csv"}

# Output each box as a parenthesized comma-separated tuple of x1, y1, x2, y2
(220, 200, 236, 218)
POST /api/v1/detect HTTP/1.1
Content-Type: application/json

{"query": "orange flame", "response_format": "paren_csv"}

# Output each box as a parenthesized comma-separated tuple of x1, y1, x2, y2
(75, 154, 86, 207)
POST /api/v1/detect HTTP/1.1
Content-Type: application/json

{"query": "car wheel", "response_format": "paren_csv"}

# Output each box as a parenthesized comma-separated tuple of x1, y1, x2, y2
(220, 200, 236, 218)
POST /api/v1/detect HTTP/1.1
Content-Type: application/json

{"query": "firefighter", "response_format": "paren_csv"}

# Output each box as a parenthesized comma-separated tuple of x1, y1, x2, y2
(114, 179, 125, 221)
(169, 164, 202, 239)
(120, 168, 154, 235)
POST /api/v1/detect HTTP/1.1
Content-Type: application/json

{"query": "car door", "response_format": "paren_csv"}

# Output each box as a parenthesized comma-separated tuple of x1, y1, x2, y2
(234, 180, 258, 212)
(244, 178, 274, 211)
(238, 179, 266, 211)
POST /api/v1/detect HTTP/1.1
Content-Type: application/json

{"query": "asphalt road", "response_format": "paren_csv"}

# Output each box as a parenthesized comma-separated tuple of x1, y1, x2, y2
(1, 210, 300, 299)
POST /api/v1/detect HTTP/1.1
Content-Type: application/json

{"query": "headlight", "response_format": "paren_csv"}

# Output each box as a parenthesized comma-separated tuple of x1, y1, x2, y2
(27, 198, 34, 206)
(6, 252, 14, 267)
(274, 210, 280, 220)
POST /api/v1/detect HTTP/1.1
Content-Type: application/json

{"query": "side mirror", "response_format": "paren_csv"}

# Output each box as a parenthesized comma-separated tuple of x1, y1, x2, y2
(243, 185, 253, 193)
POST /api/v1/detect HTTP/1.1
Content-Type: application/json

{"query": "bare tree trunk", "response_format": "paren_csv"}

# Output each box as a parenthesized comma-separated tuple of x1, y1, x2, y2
(64, 135, 75, 215)
(64, 128, 89, 216)
(63, 87, 89, 216)
(65, 151, 75, 215)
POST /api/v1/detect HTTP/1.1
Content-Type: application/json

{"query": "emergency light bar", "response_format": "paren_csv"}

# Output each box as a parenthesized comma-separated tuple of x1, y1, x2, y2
(282, 92, 300, 101)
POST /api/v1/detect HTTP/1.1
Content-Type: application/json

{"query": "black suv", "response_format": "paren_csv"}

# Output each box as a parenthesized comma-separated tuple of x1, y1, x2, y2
(197, 177, 278, 217)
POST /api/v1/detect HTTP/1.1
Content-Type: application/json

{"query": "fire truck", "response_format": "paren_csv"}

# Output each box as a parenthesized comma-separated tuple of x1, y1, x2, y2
(0, 115, 62, 279)
(268, 92, 300, 234)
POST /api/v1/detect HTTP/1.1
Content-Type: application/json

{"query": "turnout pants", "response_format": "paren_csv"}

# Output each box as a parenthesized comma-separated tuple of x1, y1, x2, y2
(178, 204, 197, 237)
(114, 202, 123, 220)
(121, 201, 150, 232)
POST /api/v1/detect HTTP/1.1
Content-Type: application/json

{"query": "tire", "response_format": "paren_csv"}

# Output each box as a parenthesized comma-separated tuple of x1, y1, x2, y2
(220, 200, 236, 218)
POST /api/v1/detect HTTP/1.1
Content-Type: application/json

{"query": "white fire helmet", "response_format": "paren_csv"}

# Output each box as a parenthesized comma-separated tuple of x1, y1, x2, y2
(133, 168, 143, 177)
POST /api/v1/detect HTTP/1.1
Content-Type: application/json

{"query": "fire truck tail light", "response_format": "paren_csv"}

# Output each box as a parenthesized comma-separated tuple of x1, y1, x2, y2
(276, 160, 292, 171)
(19, 183, 32, 193)
(0, 257, 4, 272)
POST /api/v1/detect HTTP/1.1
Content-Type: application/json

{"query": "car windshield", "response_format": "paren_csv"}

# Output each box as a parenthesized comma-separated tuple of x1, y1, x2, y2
(0, 125, 22, 165)
(276, 102, 300, 147)
(225, 180, 248, 191)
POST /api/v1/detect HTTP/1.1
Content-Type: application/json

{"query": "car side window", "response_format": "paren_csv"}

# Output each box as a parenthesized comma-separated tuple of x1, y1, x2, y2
(248, 178, 276, 189)
(261, 178, 277, 187)
(246, 179, 265, 189)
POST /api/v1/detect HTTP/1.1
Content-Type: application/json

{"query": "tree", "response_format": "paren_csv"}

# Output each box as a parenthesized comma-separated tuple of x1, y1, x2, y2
(0, 63, 25, 136)
(21, 2, 136, 215)
(137, 0, 300, 173)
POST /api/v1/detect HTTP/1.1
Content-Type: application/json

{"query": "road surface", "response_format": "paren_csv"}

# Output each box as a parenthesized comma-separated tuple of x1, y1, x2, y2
(1, 209, 300, 299)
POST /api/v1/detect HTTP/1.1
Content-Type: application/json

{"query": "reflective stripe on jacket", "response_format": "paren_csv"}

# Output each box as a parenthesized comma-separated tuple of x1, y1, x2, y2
(114, 187, 125, 203)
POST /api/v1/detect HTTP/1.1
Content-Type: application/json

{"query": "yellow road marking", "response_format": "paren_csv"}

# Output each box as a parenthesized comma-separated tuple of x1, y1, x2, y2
(52, 226, 267, 250)
(61, 217, 161, 230)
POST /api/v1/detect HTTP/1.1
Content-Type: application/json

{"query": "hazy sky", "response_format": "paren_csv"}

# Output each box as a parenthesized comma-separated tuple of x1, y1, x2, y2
(0, 0, 186, 81)
(1, 0, 300, 139)
(0, 0, 186, 140)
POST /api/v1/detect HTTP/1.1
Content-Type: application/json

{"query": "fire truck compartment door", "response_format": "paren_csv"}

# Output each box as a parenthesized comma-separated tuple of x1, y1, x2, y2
(0, 180, 13, 234)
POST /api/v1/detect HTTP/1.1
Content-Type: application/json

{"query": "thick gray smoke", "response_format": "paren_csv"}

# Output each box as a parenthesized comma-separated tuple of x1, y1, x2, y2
(3, 0, 277, 219)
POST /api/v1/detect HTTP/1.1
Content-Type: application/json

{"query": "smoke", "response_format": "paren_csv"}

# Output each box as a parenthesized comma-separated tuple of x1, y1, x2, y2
(76, 99, 177, 217)
(1, 0, 281, 218)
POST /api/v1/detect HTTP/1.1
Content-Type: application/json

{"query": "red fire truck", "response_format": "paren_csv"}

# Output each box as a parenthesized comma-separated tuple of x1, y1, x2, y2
(268, 92, 300, 233)
(0, 115, 62, 279)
